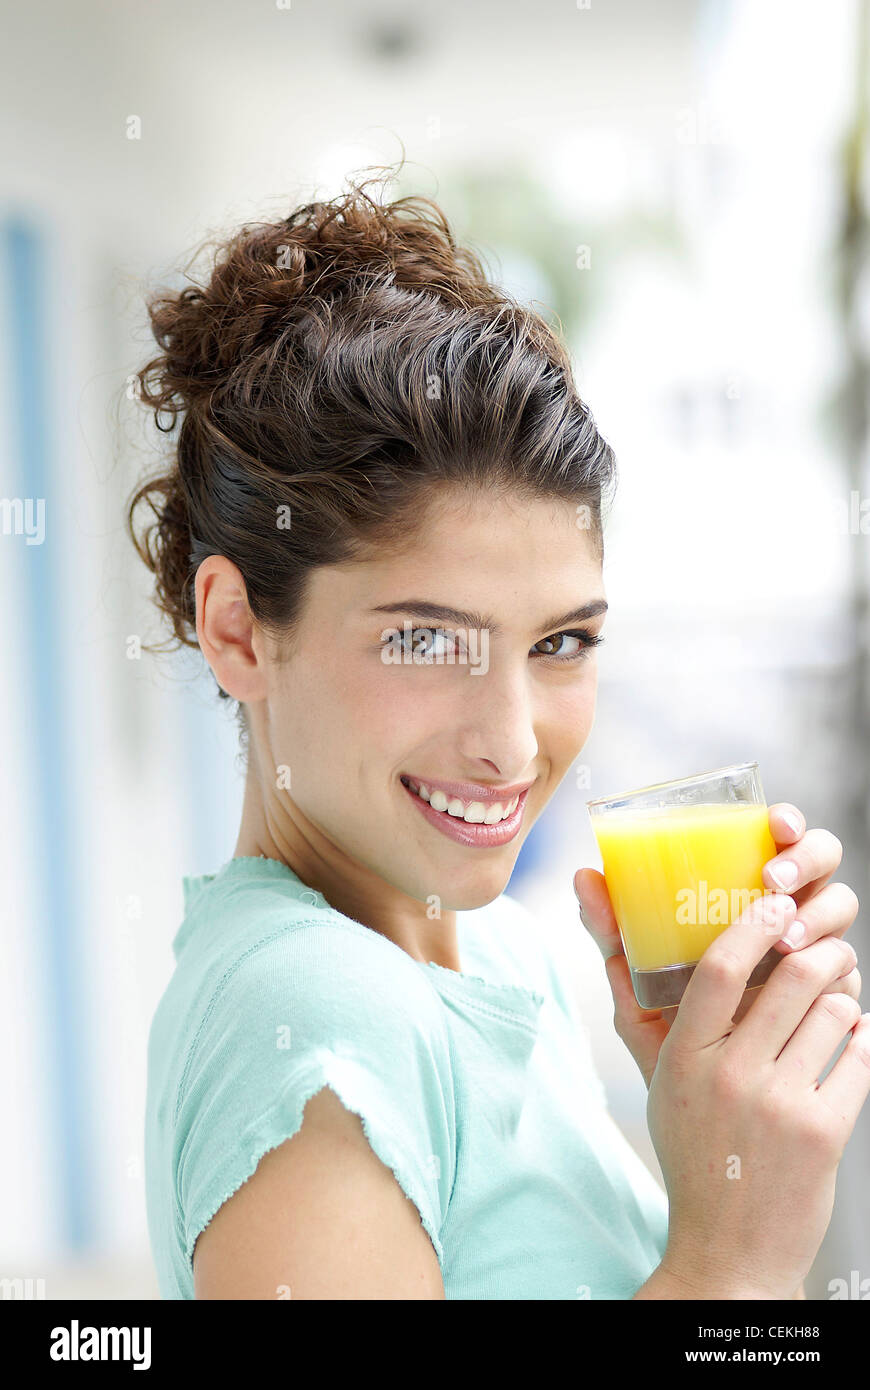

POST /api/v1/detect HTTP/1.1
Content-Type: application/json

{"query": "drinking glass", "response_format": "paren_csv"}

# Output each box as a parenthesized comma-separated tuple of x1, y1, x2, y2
(587, 761, 783, 1008)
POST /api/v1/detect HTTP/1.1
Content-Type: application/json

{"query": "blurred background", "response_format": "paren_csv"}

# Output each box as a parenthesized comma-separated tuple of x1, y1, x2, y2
(1, 0, 868, 1300)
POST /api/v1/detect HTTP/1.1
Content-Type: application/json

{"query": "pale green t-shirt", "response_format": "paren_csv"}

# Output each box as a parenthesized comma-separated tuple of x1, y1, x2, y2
(144, 856, 669, 1299)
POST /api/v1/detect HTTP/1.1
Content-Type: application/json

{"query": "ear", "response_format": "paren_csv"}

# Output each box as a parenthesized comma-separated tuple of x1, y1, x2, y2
(195, 555, 268, 703)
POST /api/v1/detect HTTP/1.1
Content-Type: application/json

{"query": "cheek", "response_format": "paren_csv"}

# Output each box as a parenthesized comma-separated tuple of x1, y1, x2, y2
(542, 673, 598, 758)
(282, 657, 437, 772)
(349, 663, 442, 753)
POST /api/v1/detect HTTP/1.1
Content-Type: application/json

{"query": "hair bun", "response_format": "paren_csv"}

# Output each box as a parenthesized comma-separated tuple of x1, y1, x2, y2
(135, 163, 505, 432)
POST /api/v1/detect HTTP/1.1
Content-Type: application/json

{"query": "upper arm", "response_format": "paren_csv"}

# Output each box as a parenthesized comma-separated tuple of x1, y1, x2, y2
(192, 1083, 446, 1300)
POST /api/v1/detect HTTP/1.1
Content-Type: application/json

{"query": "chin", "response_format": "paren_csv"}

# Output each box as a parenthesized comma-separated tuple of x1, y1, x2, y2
(432, 860, 519, 913)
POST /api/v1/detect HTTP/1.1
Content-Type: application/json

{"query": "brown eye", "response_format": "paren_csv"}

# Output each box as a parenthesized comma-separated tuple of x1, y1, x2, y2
(532, 630, 604, 661)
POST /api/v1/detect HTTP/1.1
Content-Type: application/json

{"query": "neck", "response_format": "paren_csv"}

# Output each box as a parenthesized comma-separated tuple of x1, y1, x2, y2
(232, 741, 462, 971)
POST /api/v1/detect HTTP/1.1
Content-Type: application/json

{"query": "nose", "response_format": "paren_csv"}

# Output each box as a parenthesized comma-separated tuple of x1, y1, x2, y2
(452, 668, 539, 782)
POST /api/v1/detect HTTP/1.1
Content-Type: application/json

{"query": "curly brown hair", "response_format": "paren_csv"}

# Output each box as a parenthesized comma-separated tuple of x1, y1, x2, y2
(126, 159, 616, 743)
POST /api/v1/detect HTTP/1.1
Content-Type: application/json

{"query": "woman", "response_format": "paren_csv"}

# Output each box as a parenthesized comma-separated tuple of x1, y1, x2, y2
(131, 164, 868, 1300)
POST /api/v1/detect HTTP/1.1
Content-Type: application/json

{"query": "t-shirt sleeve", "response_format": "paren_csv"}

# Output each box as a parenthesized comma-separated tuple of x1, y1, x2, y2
(173, 920, 456, 1277)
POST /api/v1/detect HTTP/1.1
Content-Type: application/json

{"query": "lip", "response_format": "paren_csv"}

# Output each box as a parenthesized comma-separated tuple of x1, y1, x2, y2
(400, 773, 535, 803)
(400, 778, 531, 848)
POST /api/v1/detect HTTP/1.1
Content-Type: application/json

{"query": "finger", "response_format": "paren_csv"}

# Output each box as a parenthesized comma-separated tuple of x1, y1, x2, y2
(792, 871, 848, 912)
(669, 890, 798, 1049)
(770, 880, 860, 955)
(824, 964, 862, 1002)
(762, 826, 843, 899)
(604, 948, 663, 1026)
(775, 991, 864, 1085)
(604, 950, 672, 1087)
(574, 868, 624, 961)
(730, 934, 858, 1063)
(731, 962, 862, 1027)
(812, 1013, 870, 1131)
(767, 802, 805, 848)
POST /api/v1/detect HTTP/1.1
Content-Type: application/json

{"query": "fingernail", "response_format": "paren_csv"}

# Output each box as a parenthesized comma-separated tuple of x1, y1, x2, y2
(781, 920, 806, 948)
(782, 811, 802, 835)
(768, 859, 799, 890)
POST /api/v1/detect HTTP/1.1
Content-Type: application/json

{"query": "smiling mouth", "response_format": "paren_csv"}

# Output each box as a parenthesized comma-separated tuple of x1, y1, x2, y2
(400, 775, 520, 824)
(399, 774, 531, 848)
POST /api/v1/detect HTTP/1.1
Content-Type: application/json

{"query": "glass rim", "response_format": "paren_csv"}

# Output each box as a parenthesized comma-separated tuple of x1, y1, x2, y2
(585, 760, 760, 811)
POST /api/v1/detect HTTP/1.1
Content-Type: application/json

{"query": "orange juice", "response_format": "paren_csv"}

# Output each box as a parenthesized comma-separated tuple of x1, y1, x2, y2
(592, 802, 778, 971)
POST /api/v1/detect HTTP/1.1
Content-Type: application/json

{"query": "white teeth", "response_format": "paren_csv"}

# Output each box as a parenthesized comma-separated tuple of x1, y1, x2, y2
(406, 779, 520, 825)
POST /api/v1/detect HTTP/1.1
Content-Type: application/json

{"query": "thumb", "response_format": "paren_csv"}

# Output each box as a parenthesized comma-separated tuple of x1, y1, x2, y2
(573, 866, 625, 963)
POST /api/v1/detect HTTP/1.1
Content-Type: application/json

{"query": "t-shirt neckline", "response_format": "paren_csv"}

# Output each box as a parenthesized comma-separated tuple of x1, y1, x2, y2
(179, 854, 545, 1018)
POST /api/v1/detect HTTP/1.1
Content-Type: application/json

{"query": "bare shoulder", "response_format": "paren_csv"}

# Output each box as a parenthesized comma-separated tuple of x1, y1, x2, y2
(192, 1083, 445, 1300)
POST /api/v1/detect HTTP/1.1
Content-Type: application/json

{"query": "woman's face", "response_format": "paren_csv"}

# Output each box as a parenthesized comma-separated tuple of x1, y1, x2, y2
(255, 486, 607, 913)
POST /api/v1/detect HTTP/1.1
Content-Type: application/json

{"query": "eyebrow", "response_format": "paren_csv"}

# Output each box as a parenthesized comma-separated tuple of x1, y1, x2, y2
(368, 598, 609, 635)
